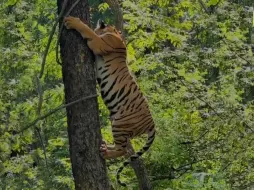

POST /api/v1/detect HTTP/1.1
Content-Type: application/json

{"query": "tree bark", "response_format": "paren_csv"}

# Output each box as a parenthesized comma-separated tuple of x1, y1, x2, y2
(57, 0, 110, 189)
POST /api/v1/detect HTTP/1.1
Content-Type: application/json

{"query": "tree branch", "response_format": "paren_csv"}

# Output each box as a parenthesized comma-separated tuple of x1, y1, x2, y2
(198, 0, 209, 14)
(35, 76, 49, 168)
(126, 142, 152, 189)
(39, 0, 69, 78)
(19, 94, 98, 133)
(36, 76, 43, 115)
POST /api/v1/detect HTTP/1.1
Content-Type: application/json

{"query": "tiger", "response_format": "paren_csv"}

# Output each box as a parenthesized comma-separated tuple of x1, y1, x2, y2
(64, 16, 156, 186)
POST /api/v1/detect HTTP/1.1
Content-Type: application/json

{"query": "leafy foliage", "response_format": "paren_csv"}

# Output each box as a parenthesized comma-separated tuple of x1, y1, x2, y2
(122, 0, 254, 189)
(0, 0, 253, 189)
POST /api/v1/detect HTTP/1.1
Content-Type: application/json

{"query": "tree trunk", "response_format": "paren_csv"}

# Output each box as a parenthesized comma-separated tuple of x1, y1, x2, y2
(104, 0, 123, 32)
(57, 0, 110, 189)
(126, 143, 152, 190)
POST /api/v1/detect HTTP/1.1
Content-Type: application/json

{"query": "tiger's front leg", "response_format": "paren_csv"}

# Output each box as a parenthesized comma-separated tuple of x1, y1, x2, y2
(64, 16, 107, 55)
(64, 16, 97, 40)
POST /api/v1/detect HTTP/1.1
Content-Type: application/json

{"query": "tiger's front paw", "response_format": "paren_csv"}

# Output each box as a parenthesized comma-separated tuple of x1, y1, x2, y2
(64, 16, 83, 30)
(100, 141, 107, 152)
(100, 142, 109, 159)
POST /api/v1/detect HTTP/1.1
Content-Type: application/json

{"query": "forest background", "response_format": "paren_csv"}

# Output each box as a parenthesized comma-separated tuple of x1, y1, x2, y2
(0, 0, 253, 189)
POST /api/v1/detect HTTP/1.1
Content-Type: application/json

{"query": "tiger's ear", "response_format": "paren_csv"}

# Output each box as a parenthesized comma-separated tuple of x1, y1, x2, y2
(97, 19, 106, 29)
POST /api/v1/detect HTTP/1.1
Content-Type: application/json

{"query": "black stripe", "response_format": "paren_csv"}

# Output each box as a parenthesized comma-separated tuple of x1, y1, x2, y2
(100, 47, 105, 53)
(139, 117, 153, 127)
(148, 130, 156, 140)
(118, 60, 126, 64)
(115, 48, 126, 50)
(118, 67, 126, 73)
(119, 74, 129, 82)
(133, 85, 138, 92)
(111, 67, 119, 75)
(115, 112, 147, 122)
(114, 138, 127, 144)
(101, 36, 126, 53)
(102, 73, 110, 80)
(105, 56, 126, 63)
(101, 37, 115, 49)
(105, 90, 118, 105)
(101, 69, 108, 75)
(103, 35, 126, 50)
(146, 138, 154, 146)
(108, 87, 131, 110)
(110, 111, 117, 116)
(130, 156, 138, 161)
(134, 123, 150, 136)
(147, 139, 154, 146)
(115, 107, 142, 121)
(117, 86, 125, 98)
(98, 67, 102, 70)
(136, 98, 145, 109)
(113, 133, 129, 138)
(111, 50, 126, 53)
(126, 104, 131, 111)
(97, 78, 101, 84)
(129, 92, 141, 105)
(146, 137, 153, 145)
(119, 72, 128, 83)
(101, 81, 108, 89)
(101, 76, 119, 99)
(143, 146, 149, 151)
(114, 114, 151, 127)
(133, 117, 153, 130)
(136, 151, 143, 156)
(117, 87, 132, 105)
(111, 128, 123, 133)
(122, 99, 129, 107)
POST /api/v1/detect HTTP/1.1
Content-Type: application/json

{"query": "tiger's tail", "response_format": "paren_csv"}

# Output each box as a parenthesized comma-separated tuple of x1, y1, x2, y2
(116, 127, 156, 187)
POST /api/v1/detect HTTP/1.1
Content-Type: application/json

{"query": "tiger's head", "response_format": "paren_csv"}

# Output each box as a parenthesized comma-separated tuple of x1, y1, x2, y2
(94, 19, 122, 38)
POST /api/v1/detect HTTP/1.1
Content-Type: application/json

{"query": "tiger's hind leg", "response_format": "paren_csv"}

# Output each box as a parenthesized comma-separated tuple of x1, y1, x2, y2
(100, 136, 128, 159)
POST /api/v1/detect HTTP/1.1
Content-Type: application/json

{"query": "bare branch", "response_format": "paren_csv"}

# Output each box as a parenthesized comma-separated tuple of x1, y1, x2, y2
(35, 76, 48, 168)
(36, 76, 43, 115)
(39, 0, 69, 78)
(35, 127, 49, 167)
(19, 94, 98, 133)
